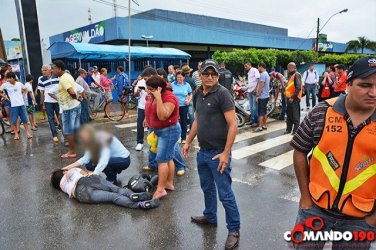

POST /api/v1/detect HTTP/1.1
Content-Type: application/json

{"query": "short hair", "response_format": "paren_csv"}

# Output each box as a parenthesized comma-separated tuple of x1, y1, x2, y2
(100, 68, 107, 73)
(335, 64, 345, 70)
(329, 65, 336, 72)
(146, 75, 167, 92)
(143, 64, 152, 69)
(258, 62, 266, 69)
(173, 65, 180, 71)
(245, 62, 251, 66)
(78, 69, 86, 75)
(0, 67, 7, 77)
(51, 169, 64, 190)
(117, 66, 124, 72)
(5, 72, 16, 79)
(141, 67, 158, 77)
(309, 63, 314, 66)
(175, 71, 184, 77)
(41, 64, 51, 70)
(52, 60, 65, 71)
(26, 74, 34, 82)
(156, 68, 167, 79)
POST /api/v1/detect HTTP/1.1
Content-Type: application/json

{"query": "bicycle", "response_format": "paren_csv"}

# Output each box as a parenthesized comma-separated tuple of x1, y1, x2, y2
(89, 89, 126, 122)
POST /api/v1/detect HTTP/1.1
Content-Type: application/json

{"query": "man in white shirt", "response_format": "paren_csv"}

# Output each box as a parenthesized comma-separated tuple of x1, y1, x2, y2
(38, 64, 61, 143)
(244, 62, 260, 126)
(302, 63, 319, 110)
(134, 75, 147, 151)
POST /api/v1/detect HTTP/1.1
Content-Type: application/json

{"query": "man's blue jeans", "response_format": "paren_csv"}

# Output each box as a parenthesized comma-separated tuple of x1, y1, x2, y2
(249, 92, 258, 124)
(45, 102, 60, 137)
(188, 104, 195, 129)
(197, 149, 240, 232)
(80, 99, 90, 125)
(294, 205, 376, 249)
(305, 84, 317, 108)
(280, 87, 287, 118)
(136, 108, 145, 144)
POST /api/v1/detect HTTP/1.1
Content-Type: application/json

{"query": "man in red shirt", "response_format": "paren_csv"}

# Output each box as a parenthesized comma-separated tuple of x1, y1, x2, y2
(333, 64, 347, 96)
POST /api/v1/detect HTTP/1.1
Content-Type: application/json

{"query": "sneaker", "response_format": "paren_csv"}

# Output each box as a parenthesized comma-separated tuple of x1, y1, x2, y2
(254, 127, 263, 132)
(283, 131, 291, 135)
(135, 143, 143, 151)
(53, 137, 59, 143)
(250, 123, 258, 127)
(138, 199, 160, 209)
(130, 192, 152, 202)
(177, 170, 185, 176)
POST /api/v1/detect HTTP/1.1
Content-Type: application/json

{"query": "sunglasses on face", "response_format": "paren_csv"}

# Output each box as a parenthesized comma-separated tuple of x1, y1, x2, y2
(201, 72, 219, 77)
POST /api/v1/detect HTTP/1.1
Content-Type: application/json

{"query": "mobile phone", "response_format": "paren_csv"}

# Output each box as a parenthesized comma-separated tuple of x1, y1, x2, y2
(139, 86, 145, 90)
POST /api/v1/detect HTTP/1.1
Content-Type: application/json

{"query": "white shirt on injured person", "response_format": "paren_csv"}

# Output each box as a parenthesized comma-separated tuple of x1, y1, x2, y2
(59, 168, 85, 197)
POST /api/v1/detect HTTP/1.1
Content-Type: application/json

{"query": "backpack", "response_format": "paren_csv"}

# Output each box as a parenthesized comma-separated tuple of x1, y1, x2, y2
(304, 70, 317, 83)
(219, 69, 233, 91)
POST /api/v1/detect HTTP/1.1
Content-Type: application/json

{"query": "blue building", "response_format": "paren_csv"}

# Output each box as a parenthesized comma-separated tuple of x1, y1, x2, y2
(50, 9, 371, 58)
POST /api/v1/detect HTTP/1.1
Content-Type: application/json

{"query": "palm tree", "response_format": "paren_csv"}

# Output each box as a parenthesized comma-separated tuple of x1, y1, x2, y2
(346, 36, 376, 54)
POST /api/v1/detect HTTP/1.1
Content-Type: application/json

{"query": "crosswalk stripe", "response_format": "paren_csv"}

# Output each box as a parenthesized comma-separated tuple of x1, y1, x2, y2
(232, 134, 292, 160)
(259, 150, 294, 170)
(115, 122, 137, 129)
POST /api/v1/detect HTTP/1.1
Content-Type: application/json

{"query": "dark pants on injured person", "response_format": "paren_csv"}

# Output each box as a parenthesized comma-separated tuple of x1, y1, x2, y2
(74, 175, 138, 208)
(85, 156, 130, 183)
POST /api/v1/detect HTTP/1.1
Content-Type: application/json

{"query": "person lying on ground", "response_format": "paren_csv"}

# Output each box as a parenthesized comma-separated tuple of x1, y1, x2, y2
(51, 168, 159, 209)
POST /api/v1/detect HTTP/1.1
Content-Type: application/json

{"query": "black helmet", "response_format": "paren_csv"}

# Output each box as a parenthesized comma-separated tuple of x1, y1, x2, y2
(127, 175, 153, 193)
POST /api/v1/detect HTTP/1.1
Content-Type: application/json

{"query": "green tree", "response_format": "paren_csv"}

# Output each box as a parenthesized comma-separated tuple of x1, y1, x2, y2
(346, 36, 376, 54)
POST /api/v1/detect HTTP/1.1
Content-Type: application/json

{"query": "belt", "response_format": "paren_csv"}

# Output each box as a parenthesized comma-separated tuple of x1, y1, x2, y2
(318, 206, 366, 220)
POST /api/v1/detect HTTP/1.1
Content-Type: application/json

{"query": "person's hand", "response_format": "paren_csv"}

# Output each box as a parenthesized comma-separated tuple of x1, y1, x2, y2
(61, 164, 73, 171)
(365, 215, 376, 227)
(184, 99, 190, 106)
(86, 171, 94, 176)
(299, 196, 314, 209)
(150, 87, 162, 100)
(256, 97, 259, 103)
(182, 143, 191, 159)
(288, 97, 294, 103)
(143, 119, 148, 128)
(212, 151, 230, 174)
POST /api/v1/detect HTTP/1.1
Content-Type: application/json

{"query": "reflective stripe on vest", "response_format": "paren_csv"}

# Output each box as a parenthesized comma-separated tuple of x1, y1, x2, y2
(285, 73, 302, 99)
(309, 97, 376, 218)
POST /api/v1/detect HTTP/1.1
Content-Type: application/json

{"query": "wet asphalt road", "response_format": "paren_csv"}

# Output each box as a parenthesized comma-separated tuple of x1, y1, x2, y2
(0, 110, 304, 250)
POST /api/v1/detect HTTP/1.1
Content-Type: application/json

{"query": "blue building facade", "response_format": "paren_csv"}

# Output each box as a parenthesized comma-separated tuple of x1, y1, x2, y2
(50, 9, 368, 56)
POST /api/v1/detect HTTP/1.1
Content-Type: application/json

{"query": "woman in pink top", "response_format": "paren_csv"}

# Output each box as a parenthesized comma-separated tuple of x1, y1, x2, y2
(100, 68, 114, 117)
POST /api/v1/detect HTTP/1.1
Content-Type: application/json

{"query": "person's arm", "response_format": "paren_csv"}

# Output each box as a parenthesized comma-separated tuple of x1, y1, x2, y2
(256, 80, 265, 102)
(293, 150, 313, 209)
(213, 109, 238, 174)
(66, 87, 78, 99)
(182, 113, 198, 158)
(93, 147, 111, 175)
(150, 89, 175, 121)
(48, 92, 58, 101)
(278, 74, 285, 88)
(315, 71, 319, 84)
(184, 93, 192, 105)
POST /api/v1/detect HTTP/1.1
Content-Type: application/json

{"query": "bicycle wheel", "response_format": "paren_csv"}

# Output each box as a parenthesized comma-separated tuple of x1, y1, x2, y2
(0, 120, 4, 135)
(127, 96, 138, 110)
(104, 101, 126, 121)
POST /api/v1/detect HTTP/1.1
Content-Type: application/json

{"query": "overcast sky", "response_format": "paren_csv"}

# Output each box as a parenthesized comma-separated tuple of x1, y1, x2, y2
(1, 0, 375, 44)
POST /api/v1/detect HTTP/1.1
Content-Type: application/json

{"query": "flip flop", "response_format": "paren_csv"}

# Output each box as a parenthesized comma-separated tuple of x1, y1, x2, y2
(31, 128, 38, 131)
(27, 135, 33, 139)
(14, 137, 20, 140)
(61, 153, 78, 159)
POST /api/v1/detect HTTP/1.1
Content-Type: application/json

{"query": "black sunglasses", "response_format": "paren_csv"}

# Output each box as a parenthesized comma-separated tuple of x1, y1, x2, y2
(201, 72, 219, 77)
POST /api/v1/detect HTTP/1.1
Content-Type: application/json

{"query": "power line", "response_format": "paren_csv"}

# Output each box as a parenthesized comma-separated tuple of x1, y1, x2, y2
(296, 25, 316, 50)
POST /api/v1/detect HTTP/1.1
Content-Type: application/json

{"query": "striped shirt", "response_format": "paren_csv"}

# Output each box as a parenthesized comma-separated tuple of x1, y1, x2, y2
(291, 95, 373, 154)
(38, 75, 59, 103)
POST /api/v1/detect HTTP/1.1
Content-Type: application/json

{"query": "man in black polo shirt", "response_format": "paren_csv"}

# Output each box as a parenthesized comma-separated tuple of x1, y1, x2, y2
(182, 60, 240, 250)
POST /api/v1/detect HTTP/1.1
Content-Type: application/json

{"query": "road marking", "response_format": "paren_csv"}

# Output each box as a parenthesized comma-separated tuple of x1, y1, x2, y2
(232, 134, 292, 160)
(115, 122, 137, 129)
(259, 150, 294, 170)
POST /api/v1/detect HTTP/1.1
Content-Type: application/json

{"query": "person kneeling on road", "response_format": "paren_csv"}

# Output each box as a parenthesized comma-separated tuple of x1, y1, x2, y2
(63, 125, 131, 184)
(51, 168, 159, 209)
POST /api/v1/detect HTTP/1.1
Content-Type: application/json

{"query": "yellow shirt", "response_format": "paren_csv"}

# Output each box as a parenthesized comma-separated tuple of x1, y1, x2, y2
(58, 73, 80, 110)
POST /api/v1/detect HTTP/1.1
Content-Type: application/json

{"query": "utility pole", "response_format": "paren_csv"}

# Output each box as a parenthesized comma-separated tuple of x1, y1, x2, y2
(315, 18, 320, 53)
(113, 0, 117, 17)
(88, 8, 92, 24)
